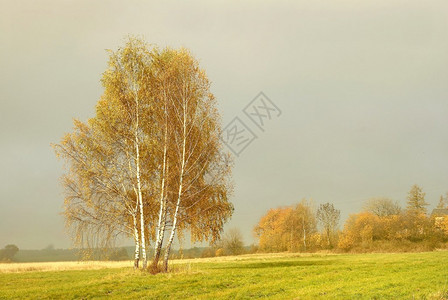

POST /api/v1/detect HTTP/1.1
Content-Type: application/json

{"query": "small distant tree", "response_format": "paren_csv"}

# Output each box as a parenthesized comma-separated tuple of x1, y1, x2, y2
(437, 195, 446, 209)
(222, 228, 245, 255)
(316, 203, 340, 248)
(254, 207, 292, 252)
(338, 213, 380, 250)
(289, 200, 317, 252)
(363, 197, 401, 217)
(406, 184, 428, 214)
(404, 185, 429, 240)
(0, 245, 19, 262)
(44, 244, 55, 251)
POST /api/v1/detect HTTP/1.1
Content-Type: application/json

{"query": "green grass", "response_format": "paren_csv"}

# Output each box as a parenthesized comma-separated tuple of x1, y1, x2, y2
(1, 252, 448, 299)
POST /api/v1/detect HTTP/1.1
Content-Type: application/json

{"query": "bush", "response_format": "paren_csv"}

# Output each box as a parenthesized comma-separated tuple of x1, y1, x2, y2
(0, 245, 19, 262)
(201, 247, 216, 258)
(222, 228, 245, 255)
(215, 248, 224, 257)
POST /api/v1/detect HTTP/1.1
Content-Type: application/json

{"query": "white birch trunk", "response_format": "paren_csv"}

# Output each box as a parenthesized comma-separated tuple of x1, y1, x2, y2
(133, 214, 140, 269)
(133, 77, 147, 269)
(135, 136, 147, 268)
(163, 101, 187, 272)
(152, 137, 167, 267)
(152, 94, 169, 269)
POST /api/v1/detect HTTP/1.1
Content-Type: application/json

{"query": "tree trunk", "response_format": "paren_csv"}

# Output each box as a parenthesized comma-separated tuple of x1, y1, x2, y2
(152, 204, 165, 269)
(152, 108, 169, 271)
(163, 102, 187, 272)
(152, 196, 167, 269)
(133, 215, 140, 269)
(290, 223, 294, 252)
(133, 82, 147, 269)
(163, 164, 184, 272)
(135, 134, 147, 269)
(302, 218, 306, 252)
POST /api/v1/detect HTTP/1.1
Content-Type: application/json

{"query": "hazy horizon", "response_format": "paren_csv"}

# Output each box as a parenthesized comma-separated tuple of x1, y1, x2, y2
(1, 0, 448, 250)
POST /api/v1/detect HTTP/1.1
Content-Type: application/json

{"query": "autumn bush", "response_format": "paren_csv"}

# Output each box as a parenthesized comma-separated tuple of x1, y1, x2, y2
(337, 211, 448, 252)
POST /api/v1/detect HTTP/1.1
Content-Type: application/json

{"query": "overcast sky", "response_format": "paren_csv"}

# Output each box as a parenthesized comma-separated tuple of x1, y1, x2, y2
(1, 0, 448, 249)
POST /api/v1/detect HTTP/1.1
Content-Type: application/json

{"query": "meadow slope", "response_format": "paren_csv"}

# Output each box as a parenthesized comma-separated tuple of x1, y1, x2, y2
(1, 251, 448, 299)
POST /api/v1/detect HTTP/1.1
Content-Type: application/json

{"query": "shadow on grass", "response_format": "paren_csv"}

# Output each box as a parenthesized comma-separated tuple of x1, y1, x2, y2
(214, 259, 339, 270)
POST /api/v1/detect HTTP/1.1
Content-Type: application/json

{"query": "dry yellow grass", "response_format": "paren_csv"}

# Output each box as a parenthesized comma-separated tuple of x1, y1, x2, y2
(0, 252, 337, 274)
(175, 251, 338, 263)
(0, 260, 134, 273)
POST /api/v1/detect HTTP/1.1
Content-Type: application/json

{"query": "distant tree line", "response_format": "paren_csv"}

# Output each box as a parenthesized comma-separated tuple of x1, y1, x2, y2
(254, 184, 448, 253)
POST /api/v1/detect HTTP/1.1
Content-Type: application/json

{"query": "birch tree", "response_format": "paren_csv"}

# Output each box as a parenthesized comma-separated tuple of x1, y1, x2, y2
(148, 48, 233, 272)
(97, 38, 158, 269)
(150, 49, 174, 270)
(437, 195, 446, 209)
(316, 203, 340, 248)
(54, 38, 156, 268)
(55, 39, 233, 273)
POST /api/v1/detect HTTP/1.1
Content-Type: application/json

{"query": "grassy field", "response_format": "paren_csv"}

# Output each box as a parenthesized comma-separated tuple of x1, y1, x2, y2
(1, 251, 448, 299)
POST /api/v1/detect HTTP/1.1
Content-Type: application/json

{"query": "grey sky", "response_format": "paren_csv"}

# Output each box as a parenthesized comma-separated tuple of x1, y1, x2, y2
(1, 0, 448, 249)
